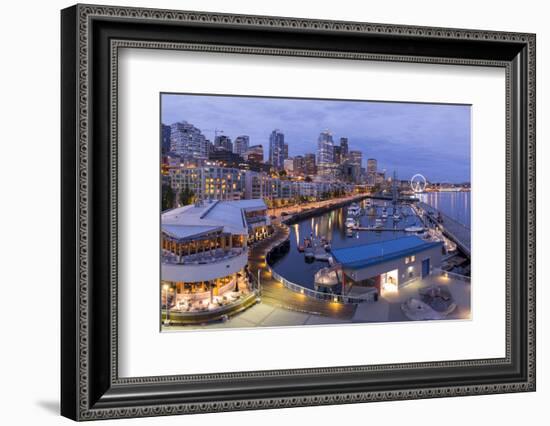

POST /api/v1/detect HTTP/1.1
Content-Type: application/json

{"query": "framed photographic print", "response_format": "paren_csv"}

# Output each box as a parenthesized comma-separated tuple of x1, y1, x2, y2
(61, 4, 536, 421)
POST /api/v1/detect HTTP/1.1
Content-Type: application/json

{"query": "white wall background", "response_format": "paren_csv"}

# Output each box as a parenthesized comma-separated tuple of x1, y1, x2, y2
(0, 0, 546, 424)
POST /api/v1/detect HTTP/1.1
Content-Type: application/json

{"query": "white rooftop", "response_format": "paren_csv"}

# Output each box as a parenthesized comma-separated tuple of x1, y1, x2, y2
(161, 199, 267, 239)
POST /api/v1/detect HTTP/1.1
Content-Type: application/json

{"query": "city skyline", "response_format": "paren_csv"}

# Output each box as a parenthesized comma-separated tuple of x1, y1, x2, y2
(162, 93, 471, 183)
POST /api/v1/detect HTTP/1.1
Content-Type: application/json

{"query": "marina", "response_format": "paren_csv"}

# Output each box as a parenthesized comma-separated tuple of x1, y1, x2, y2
(161, 192, 472, 328)
(157, 92, 474, 330)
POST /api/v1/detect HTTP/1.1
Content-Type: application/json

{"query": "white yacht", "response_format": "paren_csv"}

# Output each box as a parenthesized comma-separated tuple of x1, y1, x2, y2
(405, 225, 427, 238)
(347, 203, 361, 217)
(345, 217, 358, 229)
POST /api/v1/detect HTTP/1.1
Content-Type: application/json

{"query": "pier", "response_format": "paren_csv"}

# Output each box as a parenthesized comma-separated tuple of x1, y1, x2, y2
(354, 226, 408, 232)
(415, 201, 471, 257)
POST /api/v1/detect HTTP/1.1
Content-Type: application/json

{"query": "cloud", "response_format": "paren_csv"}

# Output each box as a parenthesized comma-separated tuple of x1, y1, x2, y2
(161, 94, 471, 182)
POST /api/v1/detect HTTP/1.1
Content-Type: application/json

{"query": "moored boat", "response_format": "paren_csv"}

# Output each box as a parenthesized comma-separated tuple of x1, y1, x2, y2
(347, 203, 361, 217)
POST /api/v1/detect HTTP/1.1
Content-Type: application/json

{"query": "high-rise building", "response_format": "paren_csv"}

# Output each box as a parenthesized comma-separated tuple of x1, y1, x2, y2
(304, 153, 317, 176)
(214, 135, 233, 152)
(367, 158, 377, 174)
(348, 150, 363, 168)
(283, 158, 295, 174)
(340, 137, 349, 160)
(293, 155, 305, 175)
(317, 130, 334, 166)
(205, 139, 214, 157)
(161, 124, 171, 155)
(170, 121, 208, 160)
(244, 144, 264, 164)
(341, 162, 362, 184)
(283, 143, 289, 160)
(333, 145, 342, 165)
(233, 135, 250, 156)
(269, 129, 285, 170)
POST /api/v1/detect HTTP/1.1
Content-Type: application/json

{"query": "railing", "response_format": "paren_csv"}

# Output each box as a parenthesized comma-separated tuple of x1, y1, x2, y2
(433, 267, 471, 283)
(417, 201, 471, 255)
(162, 291, 258, 324)
(269, 266, 376, 304)
(246, 215, 269, 224)
(161, 247, 246, 265)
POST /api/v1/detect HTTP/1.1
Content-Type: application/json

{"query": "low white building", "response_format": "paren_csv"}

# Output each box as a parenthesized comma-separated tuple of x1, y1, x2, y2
(161, 199, 270, 313)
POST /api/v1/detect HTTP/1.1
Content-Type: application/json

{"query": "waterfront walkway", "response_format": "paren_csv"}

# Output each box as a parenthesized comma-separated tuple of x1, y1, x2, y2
(248, 224, 357, 320)
(416, 201, 471, 257)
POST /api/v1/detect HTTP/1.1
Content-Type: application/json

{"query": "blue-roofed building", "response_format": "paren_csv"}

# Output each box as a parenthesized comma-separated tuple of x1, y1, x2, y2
(331, 236, 443, 296)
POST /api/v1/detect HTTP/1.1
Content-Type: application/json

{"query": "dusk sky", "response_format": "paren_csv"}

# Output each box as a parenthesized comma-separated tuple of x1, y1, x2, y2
(161, 93, 471, 183)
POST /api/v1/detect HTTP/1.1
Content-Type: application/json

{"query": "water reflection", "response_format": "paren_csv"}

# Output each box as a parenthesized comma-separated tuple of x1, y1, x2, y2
(271, 200, 423, 290)
(419, 192, 471, 227)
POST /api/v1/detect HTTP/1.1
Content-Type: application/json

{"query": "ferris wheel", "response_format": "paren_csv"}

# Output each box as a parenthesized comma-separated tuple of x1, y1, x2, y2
(410, 174, 427, 193)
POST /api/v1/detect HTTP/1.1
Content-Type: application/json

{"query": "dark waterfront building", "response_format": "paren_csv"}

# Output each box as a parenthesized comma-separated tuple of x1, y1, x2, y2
(269, 129, 285, 170)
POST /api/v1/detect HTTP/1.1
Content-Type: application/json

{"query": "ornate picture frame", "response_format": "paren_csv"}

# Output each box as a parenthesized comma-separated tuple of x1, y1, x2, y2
(61, 4, 535, 421)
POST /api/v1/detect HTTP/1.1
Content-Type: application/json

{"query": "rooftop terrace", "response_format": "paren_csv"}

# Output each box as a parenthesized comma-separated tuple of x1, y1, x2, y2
(161, 199, 267, 240)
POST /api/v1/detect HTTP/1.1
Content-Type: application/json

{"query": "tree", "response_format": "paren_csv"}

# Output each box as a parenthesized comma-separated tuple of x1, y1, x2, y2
(162, 184, 175, 211)
(178, 186, 195, 206)
(304, 175, 312, 182)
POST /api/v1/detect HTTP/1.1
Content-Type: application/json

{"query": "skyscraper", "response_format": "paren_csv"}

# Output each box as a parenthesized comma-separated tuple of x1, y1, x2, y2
(269, 129, 285, 170)
(233, 135, 250, 156)
(170, 121, 207, 160)
(244, 144, 264, 164)
(366, 158, 377, 186)
(317, 130, 334, 166)
(304, 153, 317, 176)
(293, 155, 305, 175)
(333, 145, 342, 165)
(367, 158, 377, 174)
(283, 143, 289, 160)
(348, 150, 363, 168)
(340, 137, 349, 160)
(214, 135, 233, 152)
(161, 124, 171, 155)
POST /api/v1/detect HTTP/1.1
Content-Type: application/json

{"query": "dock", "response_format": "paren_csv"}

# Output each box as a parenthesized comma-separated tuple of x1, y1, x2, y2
(415, 202, 471, 257)
(354, 226, 408, 232)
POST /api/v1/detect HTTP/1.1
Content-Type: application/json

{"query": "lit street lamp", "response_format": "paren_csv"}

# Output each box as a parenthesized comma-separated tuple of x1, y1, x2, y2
(257, 269, 262, 296)
(162, 283, 170, 325)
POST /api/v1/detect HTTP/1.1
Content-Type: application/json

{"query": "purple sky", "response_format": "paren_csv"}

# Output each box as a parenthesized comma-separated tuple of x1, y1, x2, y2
(161, 93, 471, 183)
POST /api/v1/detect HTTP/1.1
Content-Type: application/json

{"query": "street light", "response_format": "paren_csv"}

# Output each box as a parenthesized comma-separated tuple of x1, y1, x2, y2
(162, 283, 170, 325)
(257, 269, 262, 296)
